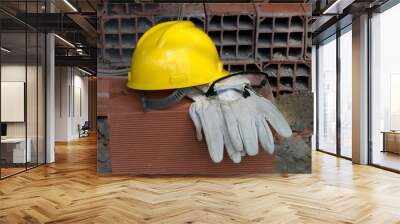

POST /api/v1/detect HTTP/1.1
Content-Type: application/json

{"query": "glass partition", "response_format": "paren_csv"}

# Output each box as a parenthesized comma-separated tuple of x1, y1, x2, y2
(0, 1, 46, 179)
(1, 31, 28, 177)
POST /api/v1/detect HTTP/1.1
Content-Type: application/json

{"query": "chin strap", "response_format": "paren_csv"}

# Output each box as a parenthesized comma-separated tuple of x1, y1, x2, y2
(140, 71, 270, 112)
(140, 88, 202, 112)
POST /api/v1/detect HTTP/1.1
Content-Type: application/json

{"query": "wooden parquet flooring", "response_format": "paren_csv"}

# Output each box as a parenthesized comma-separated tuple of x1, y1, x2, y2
(1, 167, 26, 178)
(1, 135, 400, 224)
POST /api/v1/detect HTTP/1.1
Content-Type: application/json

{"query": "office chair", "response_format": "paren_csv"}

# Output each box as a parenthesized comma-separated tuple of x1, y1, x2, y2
(79, 121, 90, 138)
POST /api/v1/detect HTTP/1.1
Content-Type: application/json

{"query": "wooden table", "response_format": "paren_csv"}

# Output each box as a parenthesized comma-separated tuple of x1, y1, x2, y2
(382, 131, 400, 154)
(1, 138, 32, 164)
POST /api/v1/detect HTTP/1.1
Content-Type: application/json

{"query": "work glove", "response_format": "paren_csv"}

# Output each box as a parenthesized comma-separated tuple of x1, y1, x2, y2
(188, 75, 292, 163)
(214, 76, 292, 156)
(218, 88, 292, 156)
(188, 92, 243, 163)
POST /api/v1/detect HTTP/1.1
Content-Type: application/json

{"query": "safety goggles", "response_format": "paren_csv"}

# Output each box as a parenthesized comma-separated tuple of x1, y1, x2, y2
(205, 71, 272, 98)
(141, 71, 272, 112)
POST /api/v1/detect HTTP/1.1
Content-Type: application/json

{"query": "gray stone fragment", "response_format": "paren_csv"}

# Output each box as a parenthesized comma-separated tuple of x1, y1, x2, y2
(276, 93, 313, 132)
(274, 136, 311, 173)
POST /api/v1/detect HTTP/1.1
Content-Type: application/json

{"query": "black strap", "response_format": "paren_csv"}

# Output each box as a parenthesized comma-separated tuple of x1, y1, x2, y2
(205, 71, 270, 97)
(141, 88, 201, 112)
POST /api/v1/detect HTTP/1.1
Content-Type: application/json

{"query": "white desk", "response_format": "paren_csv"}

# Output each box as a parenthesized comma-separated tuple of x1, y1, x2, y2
(1, 138, 31, 163)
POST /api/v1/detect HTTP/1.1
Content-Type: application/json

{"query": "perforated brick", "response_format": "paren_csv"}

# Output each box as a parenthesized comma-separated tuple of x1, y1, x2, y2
(205, 3, 256, 60)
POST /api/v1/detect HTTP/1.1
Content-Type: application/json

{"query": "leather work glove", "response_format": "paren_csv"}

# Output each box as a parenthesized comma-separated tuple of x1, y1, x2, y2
(218, 88, 292, 156)
(188, 76, 292, 163)
(188, 92, 242, 163)
(214, 75, 292, 156)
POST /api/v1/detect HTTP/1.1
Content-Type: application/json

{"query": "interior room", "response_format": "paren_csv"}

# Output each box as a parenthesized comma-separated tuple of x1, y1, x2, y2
(0, 16, 46, 178)
(1, 0, 400, 223)
(54, 66, 91, 142)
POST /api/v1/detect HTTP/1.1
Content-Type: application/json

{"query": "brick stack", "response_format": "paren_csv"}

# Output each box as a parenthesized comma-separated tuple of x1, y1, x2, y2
(97, 3, 313, 175)
(97, 3, 312, 95)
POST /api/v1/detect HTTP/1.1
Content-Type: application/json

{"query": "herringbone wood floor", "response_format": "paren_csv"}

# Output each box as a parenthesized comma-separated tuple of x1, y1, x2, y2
(1, 135, 400, 224)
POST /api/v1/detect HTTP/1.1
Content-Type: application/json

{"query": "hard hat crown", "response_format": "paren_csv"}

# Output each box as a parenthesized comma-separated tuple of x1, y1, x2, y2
(127, 21, 228, 90)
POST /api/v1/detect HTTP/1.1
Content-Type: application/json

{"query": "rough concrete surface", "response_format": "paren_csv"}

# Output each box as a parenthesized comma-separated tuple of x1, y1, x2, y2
(274, 136, 311, 173)
(97, 116, 112, 174)
(273, 92, 313, 173)
(276, 92, 313, 133)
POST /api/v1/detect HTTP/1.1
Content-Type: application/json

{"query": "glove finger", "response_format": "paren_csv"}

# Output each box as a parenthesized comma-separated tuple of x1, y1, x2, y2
(189, 103, 203, 141)
(229, 100, 259, 156)
(223, 132, 242, 163)
(220, 103, 244, 152)
(200, 102, 224, 163)
(254, 96, 292, 137)
(256, 117, 274, 154)
(204, 132, 224, 163)
(238, 119, 259, 156)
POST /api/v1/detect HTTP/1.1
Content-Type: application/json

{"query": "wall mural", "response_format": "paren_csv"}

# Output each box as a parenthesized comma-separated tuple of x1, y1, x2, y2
(97, 3, 313, 174)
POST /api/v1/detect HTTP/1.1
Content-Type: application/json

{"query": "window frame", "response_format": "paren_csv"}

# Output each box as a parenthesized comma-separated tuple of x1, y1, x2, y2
(367, 1, 400, 173)
(315, 24, 353, 160)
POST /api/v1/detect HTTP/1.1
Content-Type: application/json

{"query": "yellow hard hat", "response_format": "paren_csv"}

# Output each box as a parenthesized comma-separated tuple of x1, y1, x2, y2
(127, 21, 228, 90)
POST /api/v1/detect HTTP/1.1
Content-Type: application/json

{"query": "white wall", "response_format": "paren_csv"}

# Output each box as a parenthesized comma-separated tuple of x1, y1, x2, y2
(78, 72, 89, 137)
(54, 67, 89, 141)
(1, 65, 41, 137)
(55, 67, 70, 141)
(1, 65, 26, 139)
